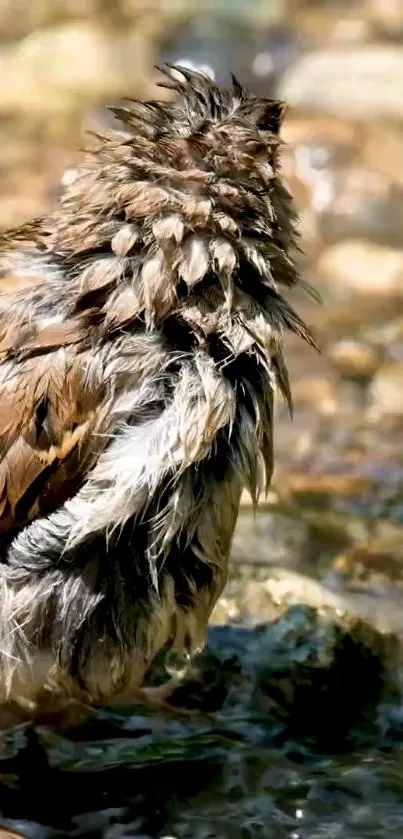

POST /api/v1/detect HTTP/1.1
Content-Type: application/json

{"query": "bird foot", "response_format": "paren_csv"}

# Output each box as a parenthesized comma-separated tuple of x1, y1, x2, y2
(117, 681, 197, 718)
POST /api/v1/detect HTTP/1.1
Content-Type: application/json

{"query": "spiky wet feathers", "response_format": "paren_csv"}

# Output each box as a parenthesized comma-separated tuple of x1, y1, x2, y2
(0, 67, 315, 710)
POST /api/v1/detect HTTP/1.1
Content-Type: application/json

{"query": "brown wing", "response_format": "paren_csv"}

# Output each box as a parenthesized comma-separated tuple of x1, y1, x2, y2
(0, 296, 108, 541)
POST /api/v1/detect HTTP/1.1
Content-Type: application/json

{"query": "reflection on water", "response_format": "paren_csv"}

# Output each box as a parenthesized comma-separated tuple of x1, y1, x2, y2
(1, 0, 403, 836)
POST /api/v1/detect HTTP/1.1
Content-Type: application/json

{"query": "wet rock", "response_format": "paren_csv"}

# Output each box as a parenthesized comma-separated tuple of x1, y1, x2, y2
(179, 601, 401, 749)
(279, 47, 403, 121)
(328, 338, 382, 385)
(240, 568, 403, 636)
(316, 240, 403, 299)
(252, 604, 399, 748)
(0, 607, 402, 836)
(240, 569, 353, 622)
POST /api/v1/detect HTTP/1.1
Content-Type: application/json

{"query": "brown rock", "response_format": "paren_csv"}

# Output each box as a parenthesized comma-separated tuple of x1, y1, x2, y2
(277, 472, 374, 499)
(291, 375, 338, 414)
(281, 172, 312, 212)
(232, 508, 311, 568)
(289, 6, 372, 48)
(328, 339, 381, 383)
(333, 537, 403, 582)
(0, 22, 155, 114)
(239, 567, 403, 635)
(0, 830, 27, 839)
(364, 316, 403, 359)
(369, 361, 403, 416)
(361, 124, 403, 186)
(0, 195, 51, 231)
(280, 47, 403, 121)
(280, 121, 358, 219)
(0, 0, 103, 38)
(317, 240, 403, 298)
(281, 114, 359, 149)
(318, 168, 403, 249)
(366, 0, 403, 37)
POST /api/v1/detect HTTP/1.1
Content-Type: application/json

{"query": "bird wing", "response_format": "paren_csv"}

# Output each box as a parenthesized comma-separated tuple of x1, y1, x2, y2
(0, 268, 109, 541)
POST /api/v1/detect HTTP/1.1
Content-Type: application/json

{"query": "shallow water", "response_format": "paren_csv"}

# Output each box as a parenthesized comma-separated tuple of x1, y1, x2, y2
(1, 609, 403, 839)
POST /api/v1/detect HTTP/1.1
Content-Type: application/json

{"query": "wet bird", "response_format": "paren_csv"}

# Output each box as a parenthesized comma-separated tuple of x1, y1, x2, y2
(0, 66, 316, 723)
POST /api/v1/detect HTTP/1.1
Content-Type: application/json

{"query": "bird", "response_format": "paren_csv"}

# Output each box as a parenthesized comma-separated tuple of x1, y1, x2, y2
(0, 65, 316, 724)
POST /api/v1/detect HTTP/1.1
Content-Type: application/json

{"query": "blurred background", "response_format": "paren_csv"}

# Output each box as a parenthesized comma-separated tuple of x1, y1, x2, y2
(1, 0, 403, 615)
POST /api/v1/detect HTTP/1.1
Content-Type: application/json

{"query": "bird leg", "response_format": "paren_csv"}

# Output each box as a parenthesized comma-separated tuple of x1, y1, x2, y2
(115, 678, 197, 718)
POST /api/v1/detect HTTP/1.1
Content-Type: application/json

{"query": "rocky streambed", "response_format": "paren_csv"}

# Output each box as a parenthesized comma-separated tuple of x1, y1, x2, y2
(2, 0, 403, 836)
